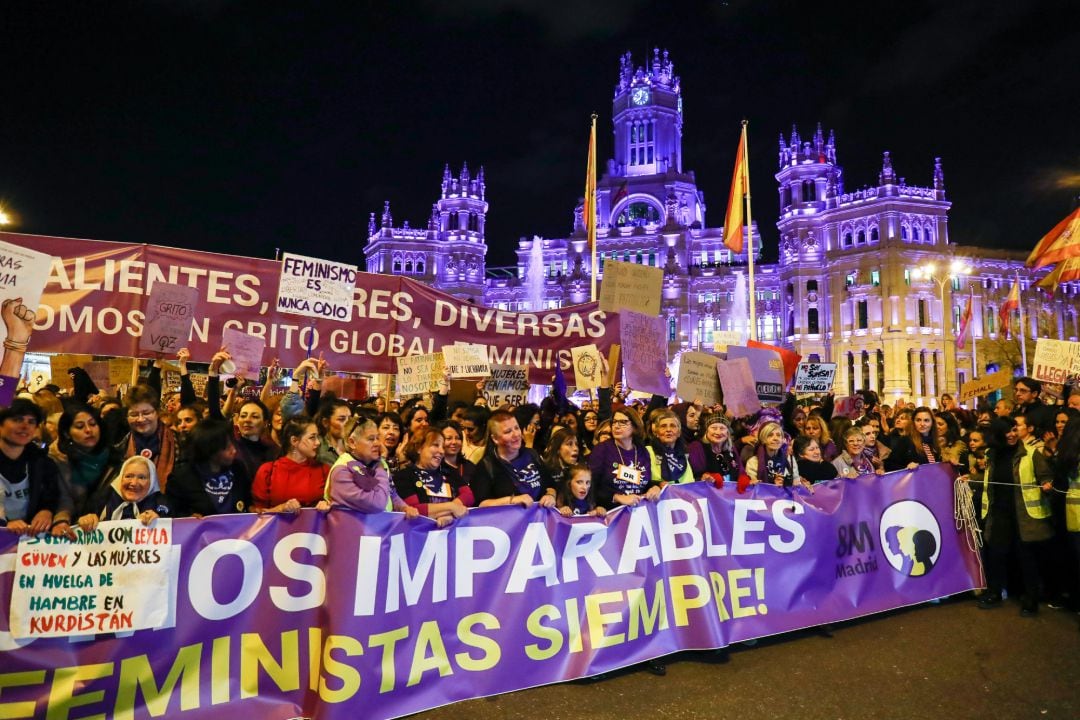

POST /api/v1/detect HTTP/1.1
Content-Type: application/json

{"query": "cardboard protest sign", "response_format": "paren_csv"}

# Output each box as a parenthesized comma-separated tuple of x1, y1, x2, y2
(139, 282, 199, 355)
(0, 239, 53, 347)
(1032, 338, 1080, 385)
(449, 379, 480, 407)
(108, 358, 136, 388)
(598, 260, 663, 315)
(675, 351, 722, 405)
(621, 311, 668, 396)
(570, 344, 603, 390)
(221, 328, 266, 379)
(957, 369, 1013, 401)
(712, 330, 743, 353)
(396, 352, 445, 396)
(483, 365, 529, 407)
(49, 354, 94, 390)
(794, 362, 837, 394)
(10, 519, 176, 639)
(276, 253, 358, 322)
(441, 344, 491, 378)
(727, 345, 786, 402)
(716, 357, 762, 417)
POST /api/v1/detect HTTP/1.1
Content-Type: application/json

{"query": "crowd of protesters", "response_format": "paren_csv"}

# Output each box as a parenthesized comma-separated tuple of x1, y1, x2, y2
(3, 348, 1080, 675)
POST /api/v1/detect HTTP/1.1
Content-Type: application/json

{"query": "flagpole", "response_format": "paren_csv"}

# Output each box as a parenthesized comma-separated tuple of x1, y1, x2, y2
(1016, 271, 1028, 375)
(970, 289, 978, 380)
(742, 120, 757, 342)
(588, 114, 598, 303)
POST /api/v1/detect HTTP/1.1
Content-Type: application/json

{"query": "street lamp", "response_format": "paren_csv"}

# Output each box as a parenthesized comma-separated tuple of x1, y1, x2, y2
(0, 208, 10, 226)
(911, 259, 972, 399)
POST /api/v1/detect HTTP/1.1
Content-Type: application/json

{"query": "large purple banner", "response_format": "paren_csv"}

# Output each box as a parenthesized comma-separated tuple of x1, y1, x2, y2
(0, 465, 982, 719)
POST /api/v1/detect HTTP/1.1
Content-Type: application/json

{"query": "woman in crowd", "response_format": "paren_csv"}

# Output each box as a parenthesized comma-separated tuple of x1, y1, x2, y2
(1053, 417, 1080, 606)
(231, 399, 280, 480)
(315, 398, 352, 466)
(935, 411, 968, 473)
(167, 418, 251, 517)
(252, 415, 330, 514)
(688, 413, 741, 482)
(745, 422, 802, 488)
(472, 410, 556, 508)
(832, 427, 879, 478)
(794, 436, 838, 484)
(402, 404, 430, 439)
(115, 384, 179, 491)
(589, 407, 659, 508)
(578, 409, 599, 455)
(671, 402, 702, 445)
(514, 403, 542, 450)
(978, 417, 1054, 616)
(542, 426, 580, 489)
(393, 427, 473, 523)
(50, 405, 120, 517)
(439, 420, 475, 485)
(646, 408, 694, 486)
(377, 412, 405, 473)
(325, 417, 416, 516)
(78, 455, 170, 531)
(802, 415, 837, 461)
(884, 407, 940, 471)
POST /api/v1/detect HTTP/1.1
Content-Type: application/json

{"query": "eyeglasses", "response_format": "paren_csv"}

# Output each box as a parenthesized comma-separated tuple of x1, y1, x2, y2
(612, 418, 632, 427)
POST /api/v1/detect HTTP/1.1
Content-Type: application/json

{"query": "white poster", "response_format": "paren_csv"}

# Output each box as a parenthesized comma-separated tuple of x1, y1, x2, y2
(276, 252, 358, 322)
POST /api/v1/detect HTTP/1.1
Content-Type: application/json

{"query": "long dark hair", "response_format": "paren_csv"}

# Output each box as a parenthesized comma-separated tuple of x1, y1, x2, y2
(1055, 416, 1080, 482)
(58, 404, 108, 455)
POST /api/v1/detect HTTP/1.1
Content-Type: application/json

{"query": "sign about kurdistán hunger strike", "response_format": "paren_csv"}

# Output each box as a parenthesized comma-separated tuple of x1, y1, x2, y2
(9, 519, 176, 639)
(276, 252, 359, 322)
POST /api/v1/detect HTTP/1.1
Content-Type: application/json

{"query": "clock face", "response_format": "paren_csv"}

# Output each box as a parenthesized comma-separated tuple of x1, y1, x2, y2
(631, 88, 649, 106)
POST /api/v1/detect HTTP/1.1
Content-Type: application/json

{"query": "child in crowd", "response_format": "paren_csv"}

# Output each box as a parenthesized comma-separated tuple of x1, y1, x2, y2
(556, 463, 605, 517)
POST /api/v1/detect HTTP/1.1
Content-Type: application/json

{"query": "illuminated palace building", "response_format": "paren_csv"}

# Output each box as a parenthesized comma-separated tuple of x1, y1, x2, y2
(364, 50, 1080, 403)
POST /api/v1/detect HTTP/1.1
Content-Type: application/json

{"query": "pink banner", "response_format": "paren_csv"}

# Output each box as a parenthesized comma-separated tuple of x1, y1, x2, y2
(6, 232, 619, 380)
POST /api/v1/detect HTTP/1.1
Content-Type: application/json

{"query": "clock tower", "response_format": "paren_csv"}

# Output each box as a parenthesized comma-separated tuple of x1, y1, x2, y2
(611, 48, 683, 178)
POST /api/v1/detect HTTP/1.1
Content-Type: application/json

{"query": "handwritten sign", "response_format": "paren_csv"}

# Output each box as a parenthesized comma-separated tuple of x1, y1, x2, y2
(108, 357, 136, 388)
(712, 331, 744, 353)
(483, 365, 530, 408)
(957, 369, 1013, 401)
(441, 344, 491, 378)
(0, 239, 54, 346)
(598, 260, 663, 315)
(570, 344, 603, 390)
(277, 252, 358, 322)
(139, 282, 199, 354)
(727, 345, 786, 403)
(49, 354, 94, 390)
(396, 352, 445, 396)
(716, 357, 762, 417)
(10, 519, 176, 639)
(221, 328, 266, 379)
(794, 362, 837, 393)
(1032, 338, 1080, 385)
(621, 311, 669, 396)
(675, 351, 722, 405)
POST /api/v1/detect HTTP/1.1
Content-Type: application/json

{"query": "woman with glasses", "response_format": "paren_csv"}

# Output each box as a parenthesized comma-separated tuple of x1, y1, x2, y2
(578, 410, 599, 455)
(114, 384, 179, 493)
(589, 409, 659, 509)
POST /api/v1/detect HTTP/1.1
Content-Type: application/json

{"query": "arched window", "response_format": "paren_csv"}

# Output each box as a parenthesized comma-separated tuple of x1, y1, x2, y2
(870, 227, 879, 242)
(392, 254, 402, 273)
(807, 308, 820, 334)
(404, 259, 413, 273)
(842, 232, 853, 248)
(925, 227, 934, 243)
(901, 225, 909, 240)
(417, 258, 425, 274)
(913, 227, 922, 243)
(856, 230, 866, 245)
(802, 180, 816, 203)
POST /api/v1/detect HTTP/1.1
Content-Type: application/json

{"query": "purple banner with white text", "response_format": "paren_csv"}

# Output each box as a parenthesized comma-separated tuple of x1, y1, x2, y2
(0, 464, 982, 719)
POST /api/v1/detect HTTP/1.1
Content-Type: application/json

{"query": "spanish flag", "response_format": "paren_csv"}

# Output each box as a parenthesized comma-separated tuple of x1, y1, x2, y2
(723, 126, 749, 254)
(584, 116, 597, 255)
(1037, 256, 1080, 291)
(1026, 207, 1080, 269)
(956, 288, 974, 349)
(999, 281, 1020, 339)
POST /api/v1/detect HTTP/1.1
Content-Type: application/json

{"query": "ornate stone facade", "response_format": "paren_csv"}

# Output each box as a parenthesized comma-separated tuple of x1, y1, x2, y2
(364, 50, 1080, 403)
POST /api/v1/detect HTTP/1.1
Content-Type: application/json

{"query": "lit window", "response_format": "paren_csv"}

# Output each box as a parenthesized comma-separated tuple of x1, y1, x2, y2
(871, 270, 880, 287)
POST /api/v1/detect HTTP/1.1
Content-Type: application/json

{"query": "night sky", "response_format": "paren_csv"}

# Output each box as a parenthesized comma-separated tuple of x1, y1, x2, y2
(2, 0, 1076, 268)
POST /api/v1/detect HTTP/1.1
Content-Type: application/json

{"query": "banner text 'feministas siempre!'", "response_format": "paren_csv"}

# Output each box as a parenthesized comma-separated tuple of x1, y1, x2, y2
(4, 232, 616, 379)
(0, 466, 982, 720)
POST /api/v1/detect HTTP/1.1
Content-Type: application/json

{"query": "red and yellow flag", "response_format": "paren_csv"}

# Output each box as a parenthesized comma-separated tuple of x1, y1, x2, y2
(584, 117, 597, 255)
(1026, 207, 1080, 269)
(999, 281, 1020, 339)
(956, 288, 974, 348)
(723, 126, 749, 253)
(1037, 256, 1080, 291)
